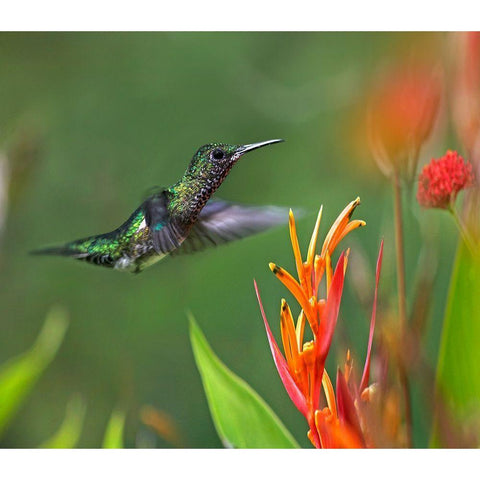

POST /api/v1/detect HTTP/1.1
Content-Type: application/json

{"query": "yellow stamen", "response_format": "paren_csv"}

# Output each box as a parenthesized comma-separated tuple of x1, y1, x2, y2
(325, 251, 332, 295)
(322, 369, 338, 419)
(302, 341, 315, 365)
(280, 311, 294, 368)
(344, 349, 353, 383)
(344, 248, 350, 274)
(295, 311, 306, 352)
(307, 206, 323, 269)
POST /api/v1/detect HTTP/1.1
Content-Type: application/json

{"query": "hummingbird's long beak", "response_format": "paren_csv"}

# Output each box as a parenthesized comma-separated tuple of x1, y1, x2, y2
(236, 139, 284, 155)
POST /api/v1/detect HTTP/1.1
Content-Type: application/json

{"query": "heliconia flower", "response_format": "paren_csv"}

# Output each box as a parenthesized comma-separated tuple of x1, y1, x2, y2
(367, 63, 442, 180)
(417, 150, 475, 209)
(255, 198, 384, 448)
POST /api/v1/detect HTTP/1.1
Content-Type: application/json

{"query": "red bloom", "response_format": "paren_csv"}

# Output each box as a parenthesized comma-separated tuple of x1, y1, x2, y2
(417, 150, 475, 209)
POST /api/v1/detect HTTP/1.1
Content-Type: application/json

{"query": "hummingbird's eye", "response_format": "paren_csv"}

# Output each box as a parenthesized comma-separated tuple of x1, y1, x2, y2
(212, 148, 225, 161)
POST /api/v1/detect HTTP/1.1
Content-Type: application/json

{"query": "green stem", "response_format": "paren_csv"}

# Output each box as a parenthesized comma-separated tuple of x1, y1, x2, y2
(392, 170, 413, 447)
(449, 203, 477, 257)
(393, 172, 407, 330)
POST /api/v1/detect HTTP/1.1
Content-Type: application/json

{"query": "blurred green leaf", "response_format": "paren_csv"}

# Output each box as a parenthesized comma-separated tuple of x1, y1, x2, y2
(0, 307, 68, 437)
(432, 242, 480, 446)
(102, 408, 126, 448)
(189, 315, 299, 448)
(39, 395, 86, 448)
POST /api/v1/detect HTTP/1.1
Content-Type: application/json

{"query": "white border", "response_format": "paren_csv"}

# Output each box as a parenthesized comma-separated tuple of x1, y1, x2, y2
(1, 0, 479, 31)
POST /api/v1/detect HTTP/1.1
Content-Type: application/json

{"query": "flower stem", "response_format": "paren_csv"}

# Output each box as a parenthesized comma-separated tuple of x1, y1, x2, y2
(393, 171, 407, 329)
(392, 170, 413, 447)
(449, 203, 477, 256)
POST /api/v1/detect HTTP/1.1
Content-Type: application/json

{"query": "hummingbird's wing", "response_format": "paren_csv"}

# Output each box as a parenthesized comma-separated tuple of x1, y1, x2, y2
(144, 191, 185, 254)
(171, 199, 288, 256)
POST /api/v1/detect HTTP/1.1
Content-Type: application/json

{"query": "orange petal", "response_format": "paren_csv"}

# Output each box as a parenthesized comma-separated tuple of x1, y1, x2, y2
(321, 197, 361, 258)
(280, 305, 294, 368)
(288, 209, 307, 288)
(329, 219, 365, 256)
(280, 299, 300, 371)
(315, 409, 364, 448)
(337, 219, 366, 246)
(269, 262, 315, 323)
(314, 254, 325, 295)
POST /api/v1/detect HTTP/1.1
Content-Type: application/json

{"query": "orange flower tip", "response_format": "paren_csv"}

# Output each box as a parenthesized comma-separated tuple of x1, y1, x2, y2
(359, 220, 366, 227)
(269, 262, 281, 275)
(281, 298, 288, 311)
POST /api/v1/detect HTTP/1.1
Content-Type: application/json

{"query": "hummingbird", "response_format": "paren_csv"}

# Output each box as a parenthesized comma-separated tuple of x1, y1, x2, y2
(32, 139, 287, 273)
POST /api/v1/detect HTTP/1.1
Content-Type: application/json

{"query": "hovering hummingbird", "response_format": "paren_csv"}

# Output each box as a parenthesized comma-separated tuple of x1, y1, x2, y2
(33, 139, 287, 273)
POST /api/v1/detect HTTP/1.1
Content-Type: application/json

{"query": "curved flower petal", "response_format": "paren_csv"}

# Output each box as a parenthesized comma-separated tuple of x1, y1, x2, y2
(360, 240, 384, 393)
(318, 252, 346, 358)
(312, 253, 346, 410)
(254, 280, 309, 418)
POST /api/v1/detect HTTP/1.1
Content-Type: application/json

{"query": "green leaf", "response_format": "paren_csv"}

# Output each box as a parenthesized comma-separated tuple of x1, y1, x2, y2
(39, 395, 86, 448)
(0, 307, 69, 437)
(102, 408, 126, 448)
(432, 242, 480, 446)
(189, 315, 299, 448)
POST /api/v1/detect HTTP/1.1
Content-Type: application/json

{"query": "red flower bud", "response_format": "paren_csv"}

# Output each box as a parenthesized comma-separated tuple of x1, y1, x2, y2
(417, 150, 475, 209)
(368, 64, 442, 179)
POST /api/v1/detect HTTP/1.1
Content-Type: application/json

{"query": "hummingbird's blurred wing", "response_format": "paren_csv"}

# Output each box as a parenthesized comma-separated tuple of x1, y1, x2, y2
(144, 191, 185, 254)
(172, 199, 288, 255)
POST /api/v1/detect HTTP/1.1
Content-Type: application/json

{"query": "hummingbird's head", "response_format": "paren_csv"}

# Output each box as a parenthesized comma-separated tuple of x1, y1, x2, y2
(187, 139, 284, 182)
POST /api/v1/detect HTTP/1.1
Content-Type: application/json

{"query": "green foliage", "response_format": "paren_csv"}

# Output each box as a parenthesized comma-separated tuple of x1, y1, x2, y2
(433, 242, 480, 446)
(39, 395, 86, 448)
(0, 307, 68, 437)
(102, 408, 126, 448)
(189, 315, 299, 448)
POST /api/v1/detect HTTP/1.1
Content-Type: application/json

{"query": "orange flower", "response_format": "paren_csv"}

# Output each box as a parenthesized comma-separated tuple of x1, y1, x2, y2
(255, 198, 384, 448)
(367, 63, 442, 180)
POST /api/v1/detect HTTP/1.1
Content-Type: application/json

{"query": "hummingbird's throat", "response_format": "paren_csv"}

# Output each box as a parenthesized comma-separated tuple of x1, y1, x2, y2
(168, 164, 234, 223)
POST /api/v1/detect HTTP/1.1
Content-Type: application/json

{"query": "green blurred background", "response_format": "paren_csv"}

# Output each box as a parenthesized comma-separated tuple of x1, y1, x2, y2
(0, 32, 459, 447)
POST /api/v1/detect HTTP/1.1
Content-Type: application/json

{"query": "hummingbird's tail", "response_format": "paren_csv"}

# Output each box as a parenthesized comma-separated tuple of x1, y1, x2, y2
(31, 234, 116, 268)
(30, 244, 88, 258)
